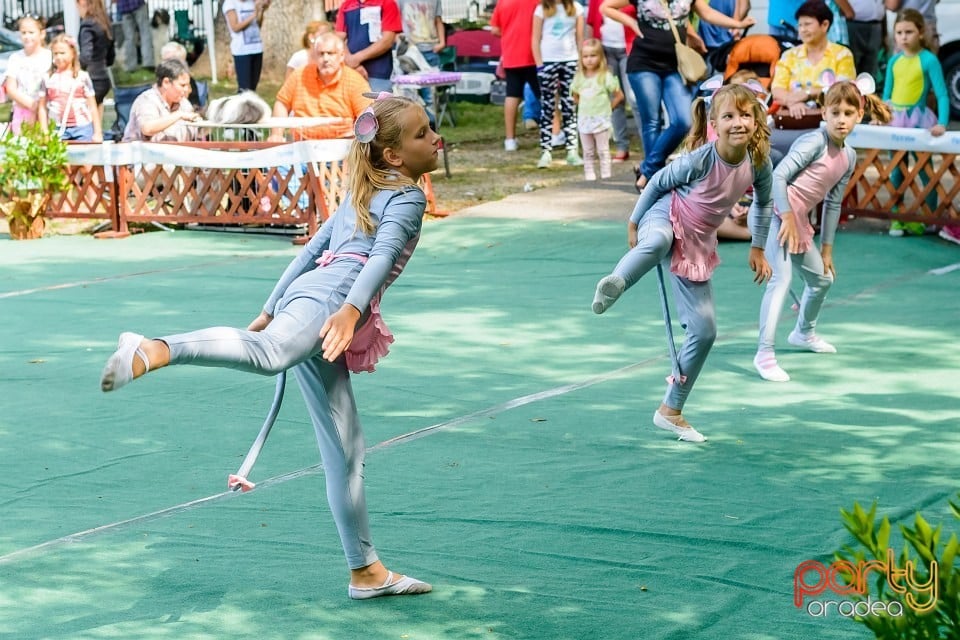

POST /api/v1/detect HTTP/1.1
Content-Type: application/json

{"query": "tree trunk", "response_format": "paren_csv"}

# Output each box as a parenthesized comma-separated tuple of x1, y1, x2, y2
(194, 0, 330, 86)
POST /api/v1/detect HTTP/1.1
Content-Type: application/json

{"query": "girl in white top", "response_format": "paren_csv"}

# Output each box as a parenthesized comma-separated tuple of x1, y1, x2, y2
(223, 0, 270, 91)
(3, 15, 53, 134)
(533, 0, 584, 168)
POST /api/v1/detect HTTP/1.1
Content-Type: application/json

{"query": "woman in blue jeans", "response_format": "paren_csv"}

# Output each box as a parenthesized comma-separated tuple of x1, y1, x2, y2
(601, 0, 755, 191)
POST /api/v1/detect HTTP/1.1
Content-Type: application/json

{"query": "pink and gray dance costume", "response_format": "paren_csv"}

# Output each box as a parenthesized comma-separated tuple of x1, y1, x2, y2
(139, 185, 424, 571)
(593, 142, 773, 419)
(754, 129, 856, 382)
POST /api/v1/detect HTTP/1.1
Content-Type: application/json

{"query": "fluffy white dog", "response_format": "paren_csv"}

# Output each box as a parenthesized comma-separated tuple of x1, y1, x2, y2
(204, 91, 272, 125)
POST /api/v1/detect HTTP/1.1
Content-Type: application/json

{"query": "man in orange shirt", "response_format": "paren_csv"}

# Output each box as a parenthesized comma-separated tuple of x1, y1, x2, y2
(270, 32, 372, 140)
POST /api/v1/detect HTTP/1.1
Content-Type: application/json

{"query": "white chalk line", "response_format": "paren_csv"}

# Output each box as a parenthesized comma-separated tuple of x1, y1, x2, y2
(929, 261, 960, 276)
(0, 254, 289, 300)
(0, 358, 658, 566)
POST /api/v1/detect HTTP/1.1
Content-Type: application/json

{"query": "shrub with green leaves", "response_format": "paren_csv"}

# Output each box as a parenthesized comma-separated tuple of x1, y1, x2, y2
(834, 496, 960, 639)
(0, 124, 70, 197)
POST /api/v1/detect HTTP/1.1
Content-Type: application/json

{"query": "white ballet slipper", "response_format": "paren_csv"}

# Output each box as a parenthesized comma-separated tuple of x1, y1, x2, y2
(101, 332, 149, 392)
(348, 571, 433, 600)
(592, 275, 626, 315)
(652, 411, 707, 443)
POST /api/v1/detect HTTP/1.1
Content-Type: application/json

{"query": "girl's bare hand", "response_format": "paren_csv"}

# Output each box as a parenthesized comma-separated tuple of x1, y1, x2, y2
(777, 215, 800, 254)
(319, 305, 361, 362)
(749, 248, 771, 284)
(627, 221, 639, 248)
(247, 310, 273, 332)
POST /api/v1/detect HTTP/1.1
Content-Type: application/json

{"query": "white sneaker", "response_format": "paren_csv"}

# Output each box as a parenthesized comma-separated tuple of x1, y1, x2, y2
(537, 150, 553, 168)
(753, 352, 790, 382)
(551, 132, 566, 147)
(652, 411, 707, 442)
(788, 330, 837, 353)
(504, 138, 518, 152)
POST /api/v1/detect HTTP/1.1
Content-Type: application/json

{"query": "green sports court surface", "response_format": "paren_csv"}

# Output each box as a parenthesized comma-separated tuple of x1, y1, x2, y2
(1, 214, 958, 639)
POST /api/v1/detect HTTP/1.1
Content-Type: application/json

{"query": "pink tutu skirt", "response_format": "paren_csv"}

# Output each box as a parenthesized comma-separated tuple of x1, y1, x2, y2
(890, 106, 937, 129)
(345, 296, 394, 373)
(315, 250, 395, 373)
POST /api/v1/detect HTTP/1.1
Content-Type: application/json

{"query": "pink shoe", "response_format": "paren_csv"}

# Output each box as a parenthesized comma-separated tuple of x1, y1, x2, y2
(939, 226, 960, 246)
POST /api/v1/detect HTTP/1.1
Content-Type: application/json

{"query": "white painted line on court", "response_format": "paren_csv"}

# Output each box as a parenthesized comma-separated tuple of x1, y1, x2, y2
(0, 260, 942, 565)
(0, 357, 659, 566)
(929, 262, 960, 276)
(0, 254, 289, 300)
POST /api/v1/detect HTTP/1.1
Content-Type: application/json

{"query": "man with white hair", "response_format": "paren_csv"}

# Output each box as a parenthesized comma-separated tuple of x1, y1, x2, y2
(269, 32, 372, 140)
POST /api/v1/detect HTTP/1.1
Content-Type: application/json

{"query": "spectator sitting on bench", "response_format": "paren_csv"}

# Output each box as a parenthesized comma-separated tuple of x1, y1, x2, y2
(122, 58, 200, 142)
(269, 32, 372, 140)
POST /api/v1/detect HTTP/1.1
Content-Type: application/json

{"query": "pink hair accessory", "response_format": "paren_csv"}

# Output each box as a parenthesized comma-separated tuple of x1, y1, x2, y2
(354, 109, 378, 143)
(353, 91, 396, 142)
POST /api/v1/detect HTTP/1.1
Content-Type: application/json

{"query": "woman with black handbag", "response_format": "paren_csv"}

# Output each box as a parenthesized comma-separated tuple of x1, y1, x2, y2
(600, 0, 755, 193)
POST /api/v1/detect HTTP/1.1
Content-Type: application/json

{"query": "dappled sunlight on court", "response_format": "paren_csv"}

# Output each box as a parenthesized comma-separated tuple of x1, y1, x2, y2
(1, 219, 955, 639)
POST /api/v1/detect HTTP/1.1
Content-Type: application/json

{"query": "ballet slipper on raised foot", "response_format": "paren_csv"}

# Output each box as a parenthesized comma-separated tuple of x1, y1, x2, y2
(348, 571, 432, 600)
(592, 275, 626, 314)
(652, 411, 707, 443)
(100, 332, 149, 392)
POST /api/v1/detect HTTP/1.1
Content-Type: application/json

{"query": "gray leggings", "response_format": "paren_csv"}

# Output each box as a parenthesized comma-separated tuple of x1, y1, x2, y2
(611, 204, 717, 411)
(757, 216, 833, 353)
(162, 261, 378, 569)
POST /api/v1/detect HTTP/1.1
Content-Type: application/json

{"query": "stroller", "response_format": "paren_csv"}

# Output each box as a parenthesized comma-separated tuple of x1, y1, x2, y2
(705, 33, 786, 89)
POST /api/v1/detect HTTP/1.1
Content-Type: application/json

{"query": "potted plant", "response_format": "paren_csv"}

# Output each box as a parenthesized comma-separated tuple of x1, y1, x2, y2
(0, 124, 70, 240)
